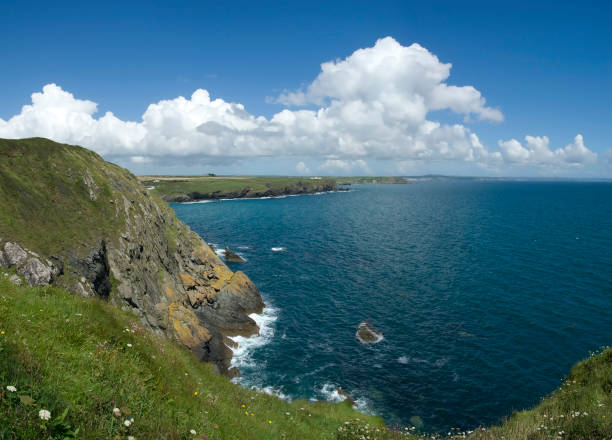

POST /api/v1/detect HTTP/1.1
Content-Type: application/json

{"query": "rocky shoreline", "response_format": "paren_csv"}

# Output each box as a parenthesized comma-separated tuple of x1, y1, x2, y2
(165, 184, 340, 203)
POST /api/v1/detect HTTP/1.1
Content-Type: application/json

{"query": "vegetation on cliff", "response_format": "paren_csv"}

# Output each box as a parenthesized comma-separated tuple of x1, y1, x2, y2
(0, 274, 381, 439)
(139, 176, 338, 202)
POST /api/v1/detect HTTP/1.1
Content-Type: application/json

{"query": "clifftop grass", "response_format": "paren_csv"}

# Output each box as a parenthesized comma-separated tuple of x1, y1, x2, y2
(0, 138, 133, 257)
(0, 273, 385, 439)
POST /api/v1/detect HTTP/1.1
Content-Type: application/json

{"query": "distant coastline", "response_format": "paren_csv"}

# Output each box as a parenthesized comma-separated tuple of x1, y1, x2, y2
(139, 175, 409, 202)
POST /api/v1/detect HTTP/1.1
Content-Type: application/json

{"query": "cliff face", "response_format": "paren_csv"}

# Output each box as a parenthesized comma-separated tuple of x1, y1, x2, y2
(0, 138, 263, 374)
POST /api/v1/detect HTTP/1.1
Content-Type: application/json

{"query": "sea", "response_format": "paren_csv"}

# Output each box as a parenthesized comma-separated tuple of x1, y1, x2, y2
(171, 181, 612, 432)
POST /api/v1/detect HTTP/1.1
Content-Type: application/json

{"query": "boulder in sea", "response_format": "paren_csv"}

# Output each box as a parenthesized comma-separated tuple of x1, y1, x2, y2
(223, 246, 245, 263)
(356, 320, 383, 344)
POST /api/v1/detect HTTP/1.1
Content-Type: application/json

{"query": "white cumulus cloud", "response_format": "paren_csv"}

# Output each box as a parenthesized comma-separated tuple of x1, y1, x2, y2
(498, 134, 597, 167)
(295, 161, 310, 175)
(0, 37, 599, 174)
(319, 159, 370, 174)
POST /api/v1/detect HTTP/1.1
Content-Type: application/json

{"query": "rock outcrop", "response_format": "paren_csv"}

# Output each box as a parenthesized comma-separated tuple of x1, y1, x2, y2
(223, 246, 245, 263)
(0, 138, 264, 375)
(0, 241, 59, 286)
(356, 321, 384, 344)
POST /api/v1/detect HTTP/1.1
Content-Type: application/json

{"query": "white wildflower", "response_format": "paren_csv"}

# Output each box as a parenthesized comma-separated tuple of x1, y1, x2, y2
(190, 429, 197, 435)
(6, 385, 16, 392)
(124, 419, 132, 427)
(127, 343, 133, 347)
(128, 437, 135, 440)
(113, 407, 121, 417)
(39, 409, 51, 420)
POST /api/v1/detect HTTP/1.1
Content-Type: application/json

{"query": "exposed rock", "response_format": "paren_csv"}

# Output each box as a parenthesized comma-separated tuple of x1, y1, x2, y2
(356, 320, 384, 344)
(83, 170, 99, 200)
(223, 246, 245, 263)
(3, 242, 27, 267)
(337, 388, 356, 406)
(68, 240, 111, 297)
(7, 274, 22, 286)
(75, 281, 94, 298)
(20, 257, 52, 286)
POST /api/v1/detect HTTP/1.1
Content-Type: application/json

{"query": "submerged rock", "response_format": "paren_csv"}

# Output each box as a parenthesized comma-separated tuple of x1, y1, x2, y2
(356, 321, 384, 344)
(223, 246, 245, 263)
(409, 415, 424, 429)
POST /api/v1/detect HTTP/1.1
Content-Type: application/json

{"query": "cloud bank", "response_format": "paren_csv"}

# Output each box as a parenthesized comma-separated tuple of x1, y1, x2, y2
(0, 37, 598, 174)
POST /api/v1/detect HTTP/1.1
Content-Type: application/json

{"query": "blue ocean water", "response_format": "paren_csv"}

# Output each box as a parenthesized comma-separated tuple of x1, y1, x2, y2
(172, 182, 612, 432)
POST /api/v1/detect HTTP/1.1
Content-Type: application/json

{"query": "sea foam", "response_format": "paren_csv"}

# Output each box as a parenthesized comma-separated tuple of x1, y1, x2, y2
(229, 305, 278, 371)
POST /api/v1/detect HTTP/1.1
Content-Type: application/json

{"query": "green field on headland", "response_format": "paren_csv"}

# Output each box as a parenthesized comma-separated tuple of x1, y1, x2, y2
(139, 176, 338, 202)
(138, 175, 409, 202)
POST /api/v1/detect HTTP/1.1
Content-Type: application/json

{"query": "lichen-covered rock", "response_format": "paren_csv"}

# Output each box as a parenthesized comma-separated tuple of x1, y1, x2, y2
(20, 257, 52, 286)
(3, 242, 27, 267)
(223, 246, 245, 262)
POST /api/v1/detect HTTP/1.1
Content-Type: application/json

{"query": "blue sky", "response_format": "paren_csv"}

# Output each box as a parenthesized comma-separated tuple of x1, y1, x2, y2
(1, 0, 610, 176)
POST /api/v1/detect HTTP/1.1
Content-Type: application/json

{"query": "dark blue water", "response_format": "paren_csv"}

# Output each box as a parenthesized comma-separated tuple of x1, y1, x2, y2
(172, 182, 612, 432)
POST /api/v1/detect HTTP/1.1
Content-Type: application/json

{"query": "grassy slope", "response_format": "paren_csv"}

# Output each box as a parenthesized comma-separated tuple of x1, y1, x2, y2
(139, 176, 337, 201)
(0, 273, 389, 440)
(470, 348, 611, 440)
(0, 138, 131, 257)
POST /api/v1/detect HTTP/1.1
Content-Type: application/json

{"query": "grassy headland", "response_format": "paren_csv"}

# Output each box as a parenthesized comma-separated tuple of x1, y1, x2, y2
(139, 176, 338, 202)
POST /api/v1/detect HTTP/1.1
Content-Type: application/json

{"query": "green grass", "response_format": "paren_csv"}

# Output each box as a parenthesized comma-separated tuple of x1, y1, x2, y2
(469, 347, 612, 440)
(0, 138, 132, 257)
(139, 176, 337, 201)
(0, 273, 390, 440)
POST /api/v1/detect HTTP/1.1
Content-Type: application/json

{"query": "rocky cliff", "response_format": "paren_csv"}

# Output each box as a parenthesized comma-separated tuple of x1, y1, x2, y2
(0, 137, 264, 375)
